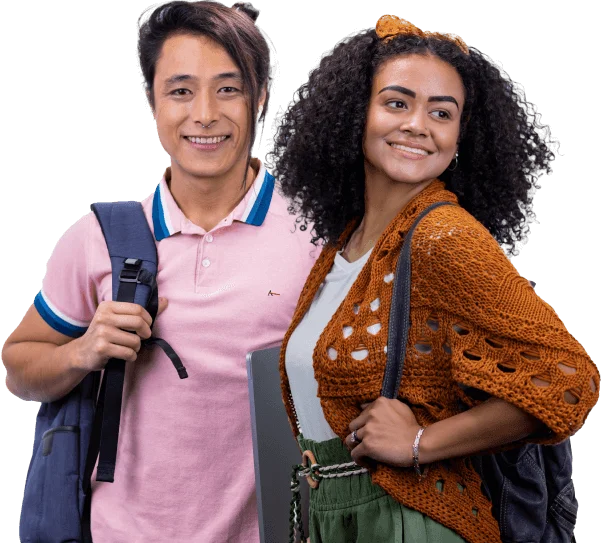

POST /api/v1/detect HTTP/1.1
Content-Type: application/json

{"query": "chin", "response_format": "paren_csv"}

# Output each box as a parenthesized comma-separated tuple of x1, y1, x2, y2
(384, 170, 432, 185)
(171, 159, 220, 179)
(186, 166, 229, 179)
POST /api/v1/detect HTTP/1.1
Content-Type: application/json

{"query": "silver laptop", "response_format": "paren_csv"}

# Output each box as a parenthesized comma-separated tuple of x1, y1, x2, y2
(246, 346, 310, 543)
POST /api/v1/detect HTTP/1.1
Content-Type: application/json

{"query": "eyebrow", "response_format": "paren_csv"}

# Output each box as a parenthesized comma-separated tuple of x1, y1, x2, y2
(164, 72, 243, 86)
(378, 85, 459, 108)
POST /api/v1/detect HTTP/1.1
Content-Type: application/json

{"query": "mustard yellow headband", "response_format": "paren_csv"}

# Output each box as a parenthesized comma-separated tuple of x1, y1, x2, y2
(375, 15, 469, 55)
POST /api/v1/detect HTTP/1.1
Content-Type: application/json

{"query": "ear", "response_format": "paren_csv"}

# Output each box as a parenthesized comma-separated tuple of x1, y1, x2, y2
(257, 86, 267, 115)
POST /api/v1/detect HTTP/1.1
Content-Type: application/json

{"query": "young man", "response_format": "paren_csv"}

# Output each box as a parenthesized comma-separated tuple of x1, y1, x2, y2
(2, 2, 317, 541)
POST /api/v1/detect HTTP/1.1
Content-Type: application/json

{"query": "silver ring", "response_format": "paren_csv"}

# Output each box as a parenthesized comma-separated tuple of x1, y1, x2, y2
(200, 121, 214, 129)
(351, 430, 361, 444)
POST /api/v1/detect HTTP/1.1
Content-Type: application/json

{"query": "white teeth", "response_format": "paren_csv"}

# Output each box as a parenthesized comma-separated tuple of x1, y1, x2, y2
(390, 143, 429, 156)
(188, 136, 227, 144)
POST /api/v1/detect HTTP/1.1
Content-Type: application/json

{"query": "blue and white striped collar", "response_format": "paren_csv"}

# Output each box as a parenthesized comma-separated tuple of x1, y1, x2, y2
(152, 162, 275, 242)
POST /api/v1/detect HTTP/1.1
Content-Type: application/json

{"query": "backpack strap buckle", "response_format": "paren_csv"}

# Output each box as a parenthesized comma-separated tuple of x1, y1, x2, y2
(119, 258, 143, 283)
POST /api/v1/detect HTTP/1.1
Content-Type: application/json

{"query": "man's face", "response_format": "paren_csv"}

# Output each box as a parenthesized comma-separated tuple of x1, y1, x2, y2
(152, 34, 251, 181)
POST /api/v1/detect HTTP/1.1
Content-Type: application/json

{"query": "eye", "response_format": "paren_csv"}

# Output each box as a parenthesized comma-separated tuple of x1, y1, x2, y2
(386, 100, 407, 109)
(431, 109, 451, 120)
(219, 86, 241, 94)
(170, 88, 191, 96)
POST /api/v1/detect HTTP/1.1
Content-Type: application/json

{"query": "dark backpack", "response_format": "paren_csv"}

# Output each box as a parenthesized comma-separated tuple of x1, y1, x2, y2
(382, 202, 578, 543)
(19, 202, 187, 543)
(472, 441, 577, 543)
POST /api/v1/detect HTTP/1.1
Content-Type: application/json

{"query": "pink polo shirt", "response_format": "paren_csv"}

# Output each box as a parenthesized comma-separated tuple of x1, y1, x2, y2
(34, 163, 318, 542)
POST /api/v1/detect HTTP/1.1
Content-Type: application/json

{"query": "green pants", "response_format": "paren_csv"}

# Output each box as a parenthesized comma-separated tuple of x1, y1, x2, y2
(298, 435, 466, 543)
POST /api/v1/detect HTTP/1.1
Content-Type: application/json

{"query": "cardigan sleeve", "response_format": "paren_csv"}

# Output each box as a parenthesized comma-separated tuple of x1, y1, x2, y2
(411, 206, 599, 442)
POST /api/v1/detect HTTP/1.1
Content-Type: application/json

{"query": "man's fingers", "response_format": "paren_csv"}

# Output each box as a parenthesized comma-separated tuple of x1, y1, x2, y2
(103, 329, 143, 352)
(105, 343, 139, 363)
(109, 314, 152, 339)
(104, 301, 153, 326)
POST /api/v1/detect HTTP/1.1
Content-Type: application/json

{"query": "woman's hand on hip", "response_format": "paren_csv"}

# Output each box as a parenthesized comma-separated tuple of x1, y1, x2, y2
(346, 397, 421, 468)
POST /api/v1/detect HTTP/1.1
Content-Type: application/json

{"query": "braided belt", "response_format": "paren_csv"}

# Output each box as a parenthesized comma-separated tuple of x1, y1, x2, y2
(289, 450, 368, 543)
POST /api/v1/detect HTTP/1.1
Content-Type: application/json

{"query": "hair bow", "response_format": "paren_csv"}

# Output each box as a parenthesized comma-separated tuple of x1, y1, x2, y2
(375, 15, 469, 55)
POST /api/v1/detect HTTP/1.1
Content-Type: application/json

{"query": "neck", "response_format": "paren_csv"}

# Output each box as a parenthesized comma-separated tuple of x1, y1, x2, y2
(351, 164, 434, 253)
(168, 157, 256, 232)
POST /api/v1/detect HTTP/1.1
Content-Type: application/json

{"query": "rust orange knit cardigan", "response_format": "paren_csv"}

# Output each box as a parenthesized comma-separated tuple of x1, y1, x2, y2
(279, 181, 599, 543)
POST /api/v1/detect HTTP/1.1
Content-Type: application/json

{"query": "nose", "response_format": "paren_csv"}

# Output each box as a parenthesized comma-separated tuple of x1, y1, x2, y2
(400, 108, 429, 137)
(192, 89, 219, 129)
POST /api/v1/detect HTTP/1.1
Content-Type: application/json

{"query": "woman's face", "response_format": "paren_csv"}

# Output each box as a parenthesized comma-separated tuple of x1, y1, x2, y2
(363, 53, 465, 185)
(152, 34, 254, 181)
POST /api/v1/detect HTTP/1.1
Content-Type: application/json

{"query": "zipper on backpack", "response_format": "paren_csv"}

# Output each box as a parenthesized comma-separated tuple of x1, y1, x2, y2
(41, 425, 79, 456)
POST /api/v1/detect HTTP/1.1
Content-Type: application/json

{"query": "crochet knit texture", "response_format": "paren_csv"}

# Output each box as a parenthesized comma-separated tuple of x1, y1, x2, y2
(280, 181, 599, 543)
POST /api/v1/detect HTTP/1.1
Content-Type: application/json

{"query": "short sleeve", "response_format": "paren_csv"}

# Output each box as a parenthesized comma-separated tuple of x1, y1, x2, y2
(412, 206, 599, 442)
(34, 213, 99, 338)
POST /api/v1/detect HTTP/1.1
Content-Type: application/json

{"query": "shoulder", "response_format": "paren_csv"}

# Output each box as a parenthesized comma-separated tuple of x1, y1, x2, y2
(38, 211, 108, 334)
(408, 203, 527, 309)
(53, 211, 103, 253)
(45, 210, 113, 279)
(416, 203, 497, 244)
(412, 203, 510, 266)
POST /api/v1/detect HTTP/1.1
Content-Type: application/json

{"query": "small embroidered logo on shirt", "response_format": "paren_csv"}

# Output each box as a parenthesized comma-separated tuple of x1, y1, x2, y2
(268, 290, 280, 296)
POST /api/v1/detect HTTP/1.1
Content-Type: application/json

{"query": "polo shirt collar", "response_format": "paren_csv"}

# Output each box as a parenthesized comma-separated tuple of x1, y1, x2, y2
(152, 161, 275, 242)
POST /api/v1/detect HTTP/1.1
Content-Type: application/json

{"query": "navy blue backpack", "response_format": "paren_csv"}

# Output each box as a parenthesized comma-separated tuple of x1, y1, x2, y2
(19, 202, 187, 543)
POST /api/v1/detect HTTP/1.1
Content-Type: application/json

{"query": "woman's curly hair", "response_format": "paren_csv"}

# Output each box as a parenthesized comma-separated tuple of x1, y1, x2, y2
(268, 30, 556, 254)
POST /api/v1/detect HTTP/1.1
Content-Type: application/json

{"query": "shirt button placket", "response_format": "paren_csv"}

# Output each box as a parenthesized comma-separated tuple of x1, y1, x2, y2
(195, 233, 215, 292)
(203, 233, 213, 268)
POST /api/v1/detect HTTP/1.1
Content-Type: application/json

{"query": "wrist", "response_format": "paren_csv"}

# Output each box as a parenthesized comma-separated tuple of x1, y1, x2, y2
(60, 339, 90, 375)
(415, 424, 438, 465)
(412, 426, 430, 479)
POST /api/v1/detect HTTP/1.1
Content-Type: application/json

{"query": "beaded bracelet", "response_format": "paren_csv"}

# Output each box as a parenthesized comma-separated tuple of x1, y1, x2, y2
(412, 426, 429, 480)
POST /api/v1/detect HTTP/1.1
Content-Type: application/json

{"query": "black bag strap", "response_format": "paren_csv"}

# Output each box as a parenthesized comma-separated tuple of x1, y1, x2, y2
(381, 202, 455, 399)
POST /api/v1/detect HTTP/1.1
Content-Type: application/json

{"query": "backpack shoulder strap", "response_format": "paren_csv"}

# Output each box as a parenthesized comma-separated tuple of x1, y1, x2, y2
(86, 201, 158, 485)
(381, 201, 455, 399)
(91, 201, 158, 313)
(82, 201, 185, 541)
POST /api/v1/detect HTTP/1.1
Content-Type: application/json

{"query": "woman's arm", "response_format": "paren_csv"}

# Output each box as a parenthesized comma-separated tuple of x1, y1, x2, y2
(420, 396, 543, 463)
(347, 395, 543, 467)
(412, 207, 598, 442)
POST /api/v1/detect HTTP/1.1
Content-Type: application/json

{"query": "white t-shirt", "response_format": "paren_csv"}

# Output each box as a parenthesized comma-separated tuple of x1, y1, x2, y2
(285, 248, 373, 441)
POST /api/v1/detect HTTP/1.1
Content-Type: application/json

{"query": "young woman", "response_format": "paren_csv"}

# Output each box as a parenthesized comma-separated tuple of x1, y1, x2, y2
(271, 15, 599, 543)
